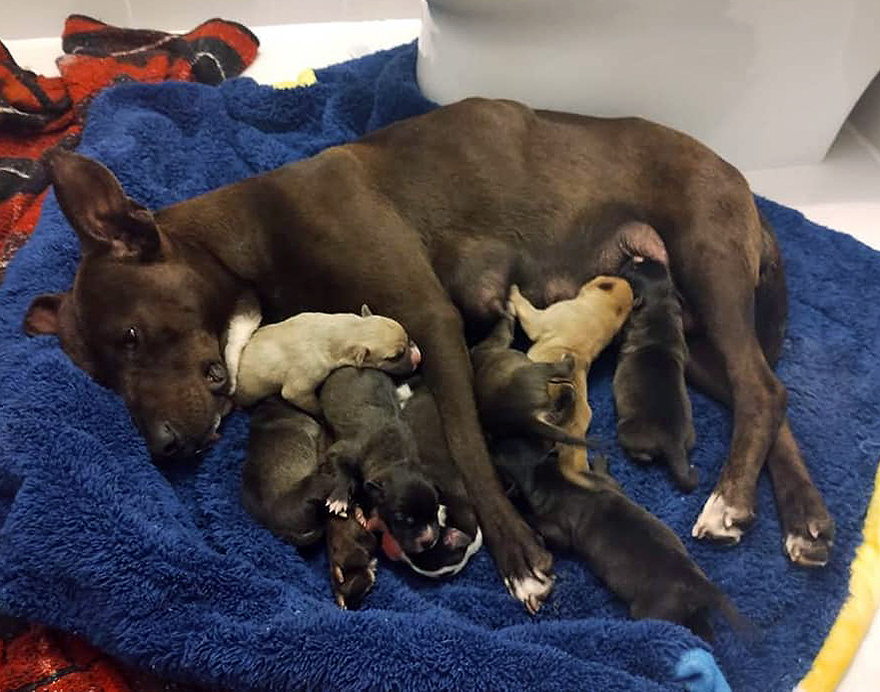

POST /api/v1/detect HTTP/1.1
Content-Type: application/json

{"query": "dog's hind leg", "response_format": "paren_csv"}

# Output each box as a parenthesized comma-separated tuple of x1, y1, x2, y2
(670, 205, 789, 545)
(686, 336, 834, 564)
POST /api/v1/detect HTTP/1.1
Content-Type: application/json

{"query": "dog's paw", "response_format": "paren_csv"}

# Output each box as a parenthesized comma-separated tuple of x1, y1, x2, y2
(777, 482, 835, 567)
(488, 513, 555, 613)
(691, 492, 754, 544)
(326, 497, 349, 518)
(504, 571, 555, 615)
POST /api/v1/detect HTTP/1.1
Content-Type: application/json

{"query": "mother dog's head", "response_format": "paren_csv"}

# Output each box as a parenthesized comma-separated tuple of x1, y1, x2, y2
(24, 151, 237, 458)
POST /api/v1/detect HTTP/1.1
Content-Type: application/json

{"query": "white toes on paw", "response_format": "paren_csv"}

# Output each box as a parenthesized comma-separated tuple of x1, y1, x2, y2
(691, 492, 744, 542)
(326, 498, 349, 517)
(784, 534, 828, 567)
(505, 572, 555, 614)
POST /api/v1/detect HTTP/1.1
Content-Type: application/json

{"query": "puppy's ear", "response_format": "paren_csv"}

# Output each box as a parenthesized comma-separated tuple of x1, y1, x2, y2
(24, 293, 66, 335)
(46, 149, 160, 261)
(364, 478, 385, 503)
(324, 440, 362, 471)
(360, 304, 373, 317)
(352, 345, 370, 366)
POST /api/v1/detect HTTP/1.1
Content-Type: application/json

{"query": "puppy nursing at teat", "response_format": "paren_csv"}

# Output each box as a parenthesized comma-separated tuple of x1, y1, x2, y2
(320, 367, 441, 558)
(508, 276, 634, 484)
(233, 304, 421, 412)
(470, 312, 590, 447)
(614, 256, 698, 490)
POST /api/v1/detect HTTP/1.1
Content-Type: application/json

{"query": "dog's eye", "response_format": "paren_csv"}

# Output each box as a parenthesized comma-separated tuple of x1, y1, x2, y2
(388, 347, 406, 361)
(122, 327, 139, 350)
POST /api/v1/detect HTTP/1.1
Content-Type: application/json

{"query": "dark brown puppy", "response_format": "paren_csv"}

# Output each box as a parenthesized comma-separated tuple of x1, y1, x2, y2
(241, 396, 334, 547)
(319, 367, 441, 558)
(492, 437, 744, 641)
(614, 256, 697, 491)
(24, 99, 833, 610)
(470, 312, 587, 447)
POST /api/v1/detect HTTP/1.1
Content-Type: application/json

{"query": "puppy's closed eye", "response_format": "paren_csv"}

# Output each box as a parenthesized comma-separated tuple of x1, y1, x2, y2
(387, 347, 406, 361)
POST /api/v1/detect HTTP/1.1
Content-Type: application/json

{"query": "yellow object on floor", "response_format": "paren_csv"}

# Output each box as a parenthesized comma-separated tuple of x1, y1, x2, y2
(273, 68, 317, 90)
(798, 458, 880, 691)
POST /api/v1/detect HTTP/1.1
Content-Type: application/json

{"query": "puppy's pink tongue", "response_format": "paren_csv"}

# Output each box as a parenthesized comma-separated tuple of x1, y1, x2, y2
(381, 531, 404, 561)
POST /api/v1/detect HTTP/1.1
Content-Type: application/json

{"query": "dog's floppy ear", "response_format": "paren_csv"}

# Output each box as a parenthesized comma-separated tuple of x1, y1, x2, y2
(364, 478, 385, 503)
(360, 304, 373, 317)
(46, 149, 160, 261)
(24, 293, 66, 335)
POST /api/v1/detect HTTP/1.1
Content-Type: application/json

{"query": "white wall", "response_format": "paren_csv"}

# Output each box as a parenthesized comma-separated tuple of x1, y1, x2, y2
(850, 72, 880, 154)
(3, 0, 421, 39)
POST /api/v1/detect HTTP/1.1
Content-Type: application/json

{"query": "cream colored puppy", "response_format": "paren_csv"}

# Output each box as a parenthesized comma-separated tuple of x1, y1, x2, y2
(235, 305, 421, 412)
(508, 277, 633, 485)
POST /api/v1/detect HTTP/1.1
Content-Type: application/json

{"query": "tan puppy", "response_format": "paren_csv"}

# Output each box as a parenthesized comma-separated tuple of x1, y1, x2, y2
(235, 305, 421, 411)
(508, 277, 634, 484)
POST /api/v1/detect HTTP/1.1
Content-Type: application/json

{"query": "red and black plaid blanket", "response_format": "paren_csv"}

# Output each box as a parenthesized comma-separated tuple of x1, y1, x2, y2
(0, 15, 259, 279)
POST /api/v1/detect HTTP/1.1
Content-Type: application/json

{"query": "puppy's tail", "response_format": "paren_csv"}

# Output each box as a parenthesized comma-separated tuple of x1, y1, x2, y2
(527, 417, 593, 447)
(688, 589, 757, 644)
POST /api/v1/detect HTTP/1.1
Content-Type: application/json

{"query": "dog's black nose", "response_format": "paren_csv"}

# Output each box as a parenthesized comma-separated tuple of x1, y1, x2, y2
(152, 421, 181, 457)
(204, 361, 228, 393)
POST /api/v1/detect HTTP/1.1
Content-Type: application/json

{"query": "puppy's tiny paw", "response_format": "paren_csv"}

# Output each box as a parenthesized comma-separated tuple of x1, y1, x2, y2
(691, 492, 753, 544)
(326, 497, 349, 518)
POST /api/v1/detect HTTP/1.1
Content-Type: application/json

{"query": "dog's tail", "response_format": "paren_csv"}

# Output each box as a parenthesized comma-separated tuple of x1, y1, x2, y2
(527, 417, 592, 447)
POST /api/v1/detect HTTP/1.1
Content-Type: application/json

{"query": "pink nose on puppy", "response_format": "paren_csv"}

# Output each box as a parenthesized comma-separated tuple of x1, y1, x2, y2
(409, 341, 422, 369)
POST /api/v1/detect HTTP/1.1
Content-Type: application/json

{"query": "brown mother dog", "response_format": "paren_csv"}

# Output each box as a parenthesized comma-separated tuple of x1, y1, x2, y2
(23, 98, 834, 610)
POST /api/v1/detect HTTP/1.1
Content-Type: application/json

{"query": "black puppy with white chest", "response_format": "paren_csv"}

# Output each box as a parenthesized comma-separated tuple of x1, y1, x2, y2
(320, 366, 441, 556)
(493, 438, 744, 641)
(614, 256, 697, 490)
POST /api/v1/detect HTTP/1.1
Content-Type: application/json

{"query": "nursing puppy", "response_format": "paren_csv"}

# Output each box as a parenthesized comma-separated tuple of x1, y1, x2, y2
(241, 396, 334, 547)
(614, 256, 698, 490)
(470, 312, 589, 447)
(508, 277, 633, 484)
(398, 381, 484, 578)
(234, 305, 421, 411)
(320, 367, 441, 557)
(493, 438, 744, 641)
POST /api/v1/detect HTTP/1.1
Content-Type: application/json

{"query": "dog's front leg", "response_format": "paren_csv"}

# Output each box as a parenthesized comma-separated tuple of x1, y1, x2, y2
(406, 302, 555, 612)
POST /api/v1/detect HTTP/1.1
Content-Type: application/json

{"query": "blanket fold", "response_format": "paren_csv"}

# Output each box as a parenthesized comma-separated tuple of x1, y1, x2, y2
(1, 42, 878, 691)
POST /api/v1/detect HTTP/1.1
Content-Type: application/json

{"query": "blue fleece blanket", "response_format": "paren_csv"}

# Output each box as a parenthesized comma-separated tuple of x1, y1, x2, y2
(1, 42, 878, 692)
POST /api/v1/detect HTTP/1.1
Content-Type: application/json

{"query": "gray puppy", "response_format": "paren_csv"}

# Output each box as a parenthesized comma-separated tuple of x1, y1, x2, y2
(470, 313, 589, 447)
(614, 256, 697, 490)
(241, 396, 335, 547)
(320, 367, 441, 557)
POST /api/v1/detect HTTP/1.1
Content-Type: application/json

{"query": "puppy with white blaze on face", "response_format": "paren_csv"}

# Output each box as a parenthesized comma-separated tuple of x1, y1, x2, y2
(319, 367, 441, 557)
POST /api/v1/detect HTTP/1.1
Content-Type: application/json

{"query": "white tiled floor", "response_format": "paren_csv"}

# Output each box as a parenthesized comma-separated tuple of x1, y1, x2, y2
(4, 17, 879, 691)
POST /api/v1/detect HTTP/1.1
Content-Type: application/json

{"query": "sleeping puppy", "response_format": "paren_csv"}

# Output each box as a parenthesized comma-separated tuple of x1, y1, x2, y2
(508, 277, 633, 485)
(320, 367, 441, 558)
(614, 256, 698, 490)
(241, 396, 334, 547)
(234, 304, 421, 412)
(243, 396, 379, 609)
(492, 438, 745, 641)
(398, 380, 484, 578)
(470, 312, 590, 446)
